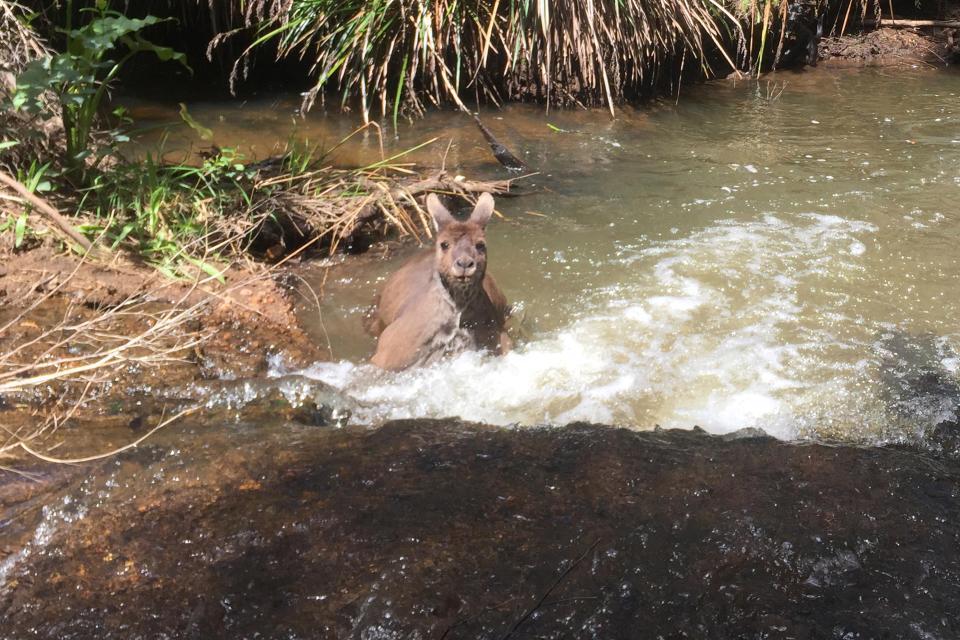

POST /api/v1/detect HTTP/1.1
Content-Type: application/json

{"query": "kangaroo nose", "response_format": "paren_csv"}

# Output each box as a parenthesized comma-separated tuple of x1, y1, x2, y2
(456, 257, 475, 270)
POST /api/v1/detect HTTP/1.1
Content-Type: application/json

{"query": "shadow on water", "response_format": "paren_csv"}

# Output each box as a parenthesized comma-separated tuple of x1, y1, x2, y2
(2, 414, 960, 638)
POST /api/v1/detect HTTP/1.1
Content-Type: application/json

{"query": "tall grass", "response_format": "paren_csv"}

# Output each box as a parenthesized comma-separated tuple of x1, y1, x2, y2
(236, 0, 742, 121)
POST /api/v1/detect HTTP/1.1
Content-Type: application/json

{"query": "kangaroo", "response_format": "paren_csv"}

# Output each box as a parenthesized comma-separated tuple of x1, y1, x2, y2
(366, 192, 511, 371)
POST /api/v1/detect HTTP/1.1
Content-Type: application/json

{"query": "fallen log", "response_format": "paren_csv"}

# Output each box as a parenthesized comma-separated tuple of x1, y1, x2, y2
(864, 18, 960, 28)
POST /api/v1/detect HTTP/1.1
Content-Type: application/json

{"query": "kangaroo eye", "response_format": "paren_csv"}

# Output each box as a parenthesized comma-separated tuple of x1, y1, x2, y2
(440, 241, 450, 251)
(475, 242, 486, 252)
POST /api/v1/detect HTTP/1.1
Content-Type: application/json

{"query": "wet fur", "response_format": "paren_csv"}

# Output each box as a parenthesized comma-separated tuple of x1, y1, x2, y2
(366, 193, 511, 371)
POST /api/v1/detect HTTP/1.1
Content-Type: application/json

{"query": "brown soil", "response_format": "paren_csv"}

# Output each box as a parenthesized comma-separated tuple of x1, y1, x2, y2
(819, 26, 960, 66)
(0, 243, 327, 429)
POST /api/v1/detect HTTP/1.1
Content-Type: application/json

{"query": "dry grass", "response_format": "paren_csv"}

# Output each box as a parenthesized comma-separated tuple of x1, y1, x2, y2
(0, 249, 314, 463)
(0, 1, 48, 82)
(247, 163, 521, 257)
(0, 268, 211, 458)
(217, 0, 743, 121)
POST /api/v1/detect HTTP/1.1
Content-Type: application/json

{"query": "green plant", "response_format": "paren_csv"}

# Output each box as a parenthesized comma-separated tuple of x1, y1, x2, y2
(11, 2, 188, 181)
(17, 158, 52, 194)
(0, 210, 30, 248)
(0, 159, 51, 249)
(77, 145, 254, 279)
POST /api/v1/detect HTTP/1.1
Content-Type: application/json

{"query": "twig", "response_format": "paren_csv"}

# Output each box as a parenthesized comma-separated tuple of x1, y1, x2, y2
(342, 171, 520, 240)
(500, 538, 601, 640)
(16, 407, 197, 464)
(867, 18, 960, 28)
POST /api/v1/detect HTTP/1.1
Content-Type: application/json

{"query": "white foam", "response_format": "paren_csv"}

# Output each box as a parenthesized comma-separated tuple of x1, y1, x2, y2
(301, 213, 885, 439)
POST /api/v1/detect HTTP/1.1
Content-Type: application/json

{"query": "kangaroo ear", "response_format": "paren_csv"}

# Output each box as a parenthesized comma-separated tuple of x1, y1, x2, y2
(470, 192, 495, 228)
(427, 193, 455, 232)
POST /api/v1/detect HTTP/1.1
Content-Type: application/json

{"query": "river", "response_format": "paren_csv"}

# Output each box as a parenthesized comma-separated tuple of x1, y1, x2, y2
(271, 67, 960, 442)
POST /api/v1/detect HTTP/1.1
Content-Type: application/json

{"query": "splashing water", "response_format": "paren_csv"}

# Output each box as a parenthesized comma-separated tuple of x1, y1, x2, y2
(295, 211, 959, 441)
(281, 68, 960, 443)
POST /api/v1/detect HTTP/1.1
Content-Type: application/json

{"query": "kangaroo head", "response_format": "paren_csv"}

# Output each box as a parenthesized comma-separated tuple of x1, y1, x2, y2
(427, 192, 494, 299)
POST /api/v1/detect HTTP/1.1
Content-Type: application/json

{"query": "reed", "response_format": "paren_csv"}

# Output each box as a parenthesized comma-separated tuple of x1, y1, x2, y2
(230, 0, 742, 121)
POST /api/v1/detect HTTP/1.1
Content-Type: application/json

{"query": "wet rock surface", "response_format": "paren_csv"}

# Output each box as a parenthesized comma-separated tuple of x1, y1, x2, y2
(2, 419, 960, 639)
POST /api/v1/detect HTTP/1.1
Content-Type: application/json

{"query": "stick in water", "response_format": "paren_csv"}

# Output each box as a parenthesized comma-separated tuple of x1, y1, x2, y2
(18, 407, 197, 464)
(473, 114, 526, 170)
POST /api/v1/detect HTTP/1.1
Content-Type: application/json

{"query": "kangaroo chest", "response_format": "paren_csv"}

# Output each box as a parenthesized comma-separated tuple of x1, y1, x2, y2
(415, 310, 475, 367)
(409, 281, 494, 367)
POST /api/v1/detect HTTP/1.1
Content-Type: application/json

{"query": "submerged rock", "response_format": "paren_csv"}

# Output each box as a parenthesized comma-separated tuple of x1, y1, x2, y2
(1, 419, 959, 638)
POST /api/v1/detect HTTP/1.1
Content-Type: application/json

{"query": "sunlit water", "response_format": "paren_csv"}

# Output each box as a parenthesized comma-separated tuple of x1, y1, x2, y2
(129, 68, 960, 442)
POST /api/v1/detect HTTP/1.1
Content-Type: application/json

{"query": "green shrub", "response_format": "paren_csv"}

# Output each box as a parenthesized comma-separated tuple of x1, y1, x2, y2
(11, 3, 188, 182)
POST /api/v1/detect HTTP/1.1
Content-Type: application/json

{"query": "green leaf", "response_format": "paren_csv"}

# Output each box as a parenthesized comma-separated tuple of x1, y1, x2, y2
(13, 12, 189, 180)
(178, 103, 214, 141)
(154, 263, 180, 280)
(0, 141, 19, 151)
(110, 222, 136, 249)
(13, 56, 86, 114)
(14, 214, 27, 248)
(188, 257, 227, 284)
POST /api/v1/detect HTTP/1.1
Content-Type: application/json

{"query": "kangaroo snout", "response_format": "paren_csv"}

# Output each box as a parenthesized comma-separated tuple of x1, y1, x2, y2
(453, 257, 476, 276)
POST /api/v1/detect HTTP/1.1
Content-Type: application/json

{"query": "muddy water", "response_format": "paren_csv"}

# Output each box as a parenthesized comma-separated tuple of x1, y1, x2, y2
(264, 67, 960, 443)
(124, 71, 960, 450)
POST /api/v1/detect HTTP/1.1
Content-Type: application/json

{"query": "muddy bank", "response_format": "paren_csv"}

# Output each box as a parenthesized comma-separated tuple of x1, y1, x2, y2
(2, 418, 959, 638)
(0, 244, 325, 426)
(819, 25, 960, 66)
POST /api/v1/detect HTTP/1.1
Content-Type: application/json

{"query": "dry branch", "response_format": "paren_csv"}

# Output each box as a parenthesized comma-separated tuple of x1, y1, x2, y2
(245, 159, 522, 256)
(343, 171, 520, 240)
(0, 170, 97, 254)
(473, 115, 526, 170)
(868, 18, 960, 28)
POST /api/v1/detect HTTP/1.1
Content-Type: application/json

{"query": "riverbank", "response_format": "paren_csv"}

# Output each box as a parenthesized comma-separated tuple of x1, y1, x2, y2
(819, 24, 960, 66)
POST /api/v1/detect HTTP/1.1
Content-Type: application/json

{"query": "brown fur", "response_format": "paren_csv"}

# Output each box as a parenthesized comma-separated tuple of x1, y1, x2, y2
(366, 193, 511, 371)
